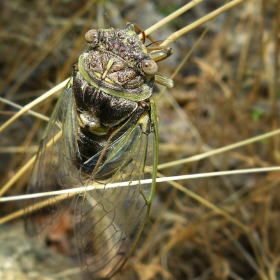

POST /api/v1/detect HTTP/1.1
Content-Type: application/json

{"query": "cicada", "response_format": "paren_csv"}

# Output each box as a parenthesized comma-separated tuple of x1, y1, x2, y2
(24, 22, 173, 279)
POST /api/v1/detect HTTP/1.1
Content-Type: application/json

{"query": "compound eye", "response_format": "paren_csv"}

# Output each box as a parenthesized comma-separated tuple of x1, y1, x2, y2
(141, 59, 158, 75)
(85, 29, 98, 43)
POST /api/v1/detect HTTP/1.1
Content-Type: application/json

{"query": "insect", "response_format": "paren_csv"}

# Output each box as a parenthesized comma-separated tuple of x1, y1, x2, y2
(24, 22, 173, 279)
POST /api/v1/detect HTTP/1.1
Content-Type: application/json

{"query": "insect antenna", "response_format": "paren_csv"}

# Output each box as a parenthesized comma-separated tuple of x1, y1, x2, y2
(146, 40, 164, 47)
(104, 13, 113, 28)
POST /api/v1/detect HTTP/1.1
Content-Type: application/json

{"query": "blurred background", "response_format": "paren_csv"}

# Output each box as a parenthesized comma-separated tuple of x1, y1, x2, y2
(0, 0, 280, 279)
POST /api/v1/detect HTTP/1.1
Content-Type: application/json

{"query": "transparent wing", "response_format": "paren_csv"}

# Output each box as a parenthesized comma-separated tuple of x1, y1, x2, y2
(24, 80, 80, 236)
(24, 86, 158, 279)
(75, 101, 158, 279)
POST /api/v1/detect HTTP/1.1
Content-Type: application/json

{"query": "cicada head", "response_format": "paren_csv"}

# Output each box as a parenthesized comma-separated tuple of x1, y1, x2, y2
(76, 23, 173, 102)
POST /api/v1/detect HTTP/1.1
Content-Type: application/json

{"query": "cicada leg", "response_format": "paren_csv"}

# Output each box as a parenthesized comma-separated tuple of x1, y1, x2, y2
(148, 47, 174, 62)
(133, 23, 160, 45)
(148, 47, 174, 88)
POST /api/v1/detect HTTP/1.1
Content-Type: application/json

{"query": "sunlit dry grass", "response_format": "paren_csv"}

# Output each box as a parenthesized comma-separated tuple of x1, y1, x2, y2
(0, 0, 280, 279)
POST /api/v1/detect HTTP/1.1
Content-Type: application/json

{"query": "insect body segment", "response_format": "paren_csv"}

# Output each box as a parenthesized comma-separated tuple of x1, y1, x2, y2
(25, 22, 173, 279)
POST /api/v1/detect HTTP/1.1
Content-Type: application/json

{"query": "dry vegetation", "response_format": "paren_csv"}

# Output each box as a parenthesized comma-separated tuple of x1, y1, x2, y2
(0, 0, 280, 279)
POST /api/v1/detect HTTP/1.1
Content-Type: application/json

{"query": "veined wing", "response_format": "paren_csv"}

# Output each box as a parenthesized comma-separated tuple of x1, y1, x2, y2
(24, 79, 81, 236)
(24, 78, 159, 279)
(75, 100, 158, 279)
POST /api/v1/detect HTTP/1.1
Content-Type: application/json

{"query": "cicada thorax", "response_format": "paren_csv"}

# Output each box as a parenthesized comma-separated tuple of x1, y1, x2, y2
(72, 23, 158, 182)
(72, 70, 151, 180)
